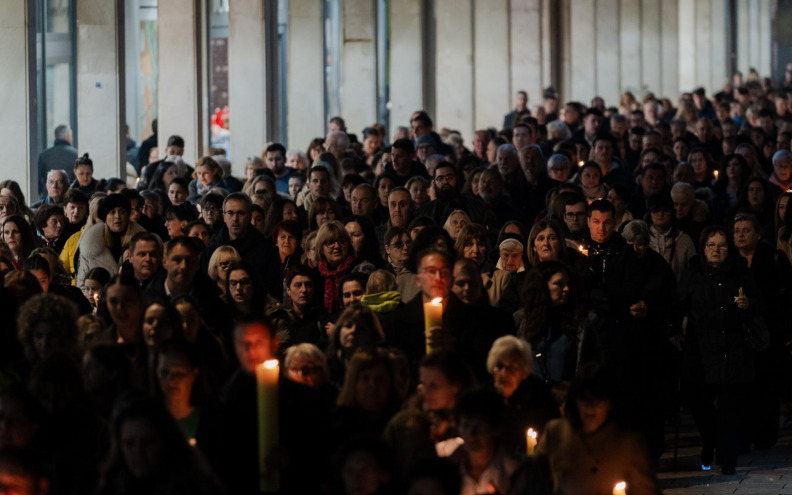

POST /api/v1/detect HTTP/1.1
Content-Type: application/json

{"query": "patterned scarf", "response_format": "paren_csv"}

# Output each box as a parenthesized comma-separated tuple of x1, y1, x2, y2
(319, 255, 355, 313)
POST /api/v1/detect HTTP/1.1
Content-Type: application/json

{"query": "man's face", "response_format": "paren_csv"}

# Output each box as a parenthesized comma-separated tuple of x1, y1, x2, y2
(411, 119, 430, 139)
(630, 113, 645, 128)
(265, 151, 286, 174)
(628, 133, 643, 152)
(415, 253, 451, 301)
(131, 240, 161, 281)
(234, 323, 272, 374)
(496, 151, 519, 178)
(594, 140, 613, 164)
(64, 202, 86, 224)
(287, 275, 314, 309)
(696, 120, 713, 143)
(610, 120, 628, 138)
(388, 190, 412, 228)
(46, 173, 68, 201)
(774, 156, 792, 182)
(452, 265, 481, 305)
(642, 134, 662, 151)
(547, 160, 570, 182)
(512, 126, 531, 151)
(163, 244, 198, 289)
(672, 194, 694, 219)
(734, 220, 760, 252)
(564, 202, 587, 233)
(351, 186, 376, 218)
(433, 166, 457, 195)
(588, 210, 615, 244)
(584, 114, 603, 136)
(641, 169, 666, 197)
(516, 92, 527, 110)
(478, 172, 502, 202)
(223, 199, 251, 240)
(308, 170, 330, 199)
(563, 106, 578, 125)
(392, 147, 414, 175)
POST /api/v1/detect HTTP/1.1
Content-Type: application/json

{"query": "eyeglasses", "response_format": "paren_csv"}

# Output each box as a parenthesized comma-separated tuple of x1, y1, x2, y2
(420, 267, 451, 279)
(229, 278, 252, 288)
(434, 174, 455, 184)
(323, 239, 342, 248)
(564, 212, 586, 219)
(203, 206, 219, 213)
(389, 240, 411, 250)
(493, 362, 522, 374)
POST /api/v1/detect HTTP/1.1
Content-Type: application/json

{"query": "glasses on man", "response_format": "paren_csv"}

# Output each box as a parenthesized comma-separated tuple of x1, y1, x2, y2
(389, 240, 411, 250)
(420, 267, 451, 279)
(434, 174, 454, 184)
(564, 212, 586, 219)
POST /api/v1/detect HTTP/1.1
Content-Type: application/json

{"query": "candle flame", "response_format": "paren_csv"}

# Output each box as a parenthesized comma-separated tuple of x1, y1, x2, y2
(263, 359, 279, 369)
(431, 297, 443, 305)
(615, 482, 626, 490)
(578, 245, 584, 252)
(527, 428, 537, 439)
(578, 160, 584, 167)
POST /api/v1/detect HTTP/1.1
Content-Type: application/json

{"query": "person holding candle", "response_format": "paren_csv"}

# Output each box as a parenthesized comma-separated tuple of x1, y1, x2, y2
(155, 340, 210, 444)
(536, 363, 659, 494)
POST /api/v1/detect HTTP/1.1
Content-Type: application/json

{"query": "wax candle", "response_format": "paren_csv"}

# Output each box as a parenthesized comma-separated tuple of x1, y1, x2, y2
(578, 160, 585, 167)
(256, 359, 280, 493)
(423, 297, 443, 354)
(713, 170, 719, 180)
(93, 292, 99, 306)
(613, 481, 626, 495)
(526, 428, 538, 455)
(578, 245, 589, 256)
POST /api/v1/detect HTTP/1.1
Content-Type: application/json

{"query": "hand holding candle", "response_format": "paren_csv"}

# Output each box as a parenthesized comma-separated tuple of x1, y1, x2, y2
(613, 481, 626, 495)
(734, 286, 748, 309)
(526, 428, 538, 455)
(423, 297, 443, 355)
(256, 359, 280, 493)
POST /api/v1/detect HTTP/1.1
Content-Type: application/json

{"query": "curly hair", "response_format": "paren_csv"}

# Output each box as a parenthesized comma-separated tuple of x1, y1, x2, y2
(519, 261, 578, 341)
(17, 294, 78, 360)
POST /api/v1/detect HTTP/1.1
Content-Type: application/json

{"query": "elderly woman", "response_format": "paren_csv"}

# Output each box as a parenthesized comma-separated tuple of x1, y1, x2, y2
(496, 235, 526, 273)
(455, 224, 509, 307)
(284, 343, 331, 388)
(272, 220, 303, 273)
(76, 195, 146, 295)
(33, 204, 67, 253)
(313, 220, 359, 314)
(442, 209, 471, 242)
(677, 225, 765, 474)
(487, 335, 559, 456)
(207, 245, 240, 296)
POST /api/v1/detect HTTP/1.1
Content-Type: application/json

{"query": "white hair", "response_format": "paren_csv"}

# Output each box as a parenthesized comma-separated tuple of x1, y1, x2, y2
(487, 335, 533, 375)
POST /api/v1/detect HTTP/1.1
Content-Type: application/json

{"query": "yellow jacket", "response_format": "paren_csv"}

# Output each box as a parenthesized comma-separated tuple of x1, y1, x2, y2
(60, 225, 86, 285)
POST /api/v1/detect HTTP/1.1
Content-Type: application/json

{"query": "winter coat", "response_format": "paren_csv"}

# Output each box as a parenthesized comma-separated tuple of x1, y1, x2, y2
(76, 222, 146, 294)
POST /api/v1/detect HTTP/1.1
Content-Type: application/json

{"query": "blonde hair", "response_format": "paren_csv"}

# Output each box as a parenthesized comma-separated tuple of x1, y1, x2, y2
(314, 220, 351, 264)
(365, 269, 397, 293)
(207, 245, 241, 282)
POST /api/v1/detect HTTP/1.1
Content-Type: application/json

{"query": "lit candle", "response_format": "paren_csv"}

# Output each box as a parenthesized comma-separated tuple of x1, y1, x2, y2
(423, 297, 443, 355)
(578, 245, 589, 256)
(526, 428, 538, 455)
(713, 170, 719, 180)
(738, 286, 744, 297)
(93, 292, 99, 306)
(578, 160, 585, 167)
(256, 359, 280, 493)
(613, 481, 626, 495)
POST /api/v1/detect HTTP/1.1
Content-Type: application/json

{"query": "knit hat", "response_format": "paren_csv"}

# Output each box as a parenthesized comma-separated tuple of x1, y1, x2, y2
(97, 194, 131, 222)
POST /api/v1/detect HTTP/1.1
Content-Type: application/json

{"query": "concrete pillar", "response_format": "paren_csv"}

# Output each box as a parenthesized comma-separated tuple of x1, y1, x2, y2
(510, 0, 543, 113)
(434, 0, 473, 139)
(660, 0, 679, 98)
(569, 0, 595, 102)
(340, 0, 376, 135)
(619, 0, 641, 96)
(158, 0, 204, 163)
(541, 0, 553, 90)
(694, 0, 712, 92)
(710, 0, 729, 93)
(0, 0, 36, 200)
(736, 0, 749, 73)
(228, 0, 271, 169)
(595, 0, 620, 106)
(677, 0, 696, 91)
(640, 0, 661, 96)
(759, 0, 772, 77)
(389, 0, 423, 136)
(287, 0, 324, 150)
(77, 0, 126, 181)
(474, 0, 509, 130)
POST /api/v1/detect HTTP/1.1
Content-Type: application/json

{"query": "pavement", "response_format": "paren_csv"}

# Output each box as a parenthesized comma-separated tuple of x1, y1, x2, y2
(657, 415, 792, 494)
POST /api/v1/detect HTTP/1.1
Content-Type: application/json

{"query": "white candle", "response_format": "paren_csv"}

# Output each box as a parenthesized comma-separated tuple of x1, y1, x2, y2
(423, 297, 443, 354)
(256, 359, 280, 493)
(613, 481, 626, 495)
(526, 428, 538, 455)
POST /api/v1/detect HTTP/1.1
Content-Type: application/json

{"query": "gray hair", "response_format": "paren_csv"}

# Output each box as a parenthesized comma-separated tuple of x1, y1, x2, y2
(546, 120, 572, 140)
(622, 220, 650, 245)
(326, 130, 350, 149)
(547, 153, 571, 169)
(670, 181, 695, 201)
(47, 169, 68, 182)
(54, 125, 71, 140)
(284, 343, 329, 380)
(496, 144, 518, 157)
(772, 149, 791, 167)
(486, 335, 533, 376)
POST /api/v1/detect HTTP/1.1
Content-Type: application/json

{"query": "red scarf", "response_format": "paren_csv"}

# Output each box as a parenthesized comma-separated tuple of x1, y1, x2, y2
(319, 255, 355, 313)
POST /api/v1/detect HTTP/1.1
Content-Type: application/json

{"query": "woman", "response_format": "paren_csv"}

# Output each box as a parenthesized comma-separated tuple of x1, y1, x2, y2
(712, 153, 752, 223)
(71, 153, 105, 195)
(735, 177, 776, 240)
(302, 230, 319, 269)
(284, 343, 332, 389)
(406, 176, 430, 209)
(207, 245, 240, 296)
(644, 197, 696, 279)
(677, 226, 764, 474)
(374, 174, 396, 211)
(577, 162, 607, 204)
(98, 274, 145, 348)
(383, 226, 416, 302)
(487, 335, 560, 456)
(454, 223, 509, 307)
(186, 220, 211, 248)
(272, 220, 303, 273)
(164, 203, 198, 239)
(77, 194, 146, 294)
(167, 177, 190, 205)
(673, 138, 691, 165)
(97, 398, 224, 495)
(61, 193, 104, 280)
(339, 272, 368, 309)
(443, 209, 471, 243)
(225, 261, 290, 342)
(344, 216, 385, 268)
(17, 293, 78, 363)
(496, 236, 526, 273)
(1, 216, 35, 269)
(138, 299, 183, 391)
(775, 191, 792, 254)
(314, 220, 359, 314)
(308, 196, 343, 231)
(0, 180, 35, 225)
(187, 156, 227, 204)
(526, 219, 574, 267)
(325, 302, 385, 386)
(607, 185, 634, 230)
(284, 264, 329, 347)
(149, 158, 188, 192)
(537, 363, 659, 494)
(155, 340, 210, 443)
(687, 148, 715, 189)
(33, 204, 67, 253)
(264, 198, 301, 235)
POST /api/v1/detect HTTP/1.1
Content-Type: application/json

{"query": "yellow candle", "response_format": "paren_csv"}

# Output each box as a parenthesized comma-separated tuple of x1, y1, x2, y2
(578, 245, 589, 256)
(256, 359, 280, 493)
(526, 428, 538, 455)
(738, 287, 744, 297)
(423, 297, 443, 355)
(613, 481, 626, 495)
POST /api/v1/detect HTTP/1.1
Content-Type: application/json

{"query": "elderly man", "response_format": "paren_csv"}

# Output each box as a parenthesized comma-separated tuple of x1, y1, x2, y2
(33, 170, 69, 209)
(324, 130, 350, 163)
(546, 153, 572, 183)
(478, 168, 519, 230)
(770, 150, 792, 191)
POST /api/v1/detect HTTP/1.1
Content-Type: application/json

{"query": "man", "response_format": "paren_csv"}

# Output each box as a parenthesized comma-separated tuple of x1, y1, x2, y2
(629, 163, 669, 219)
(562, 194, 589, 245)
(324, 130, 350, 163)
(384, 138, 430, 186)
(411, 111, 452, 156)
(137, 118, 158, 169)
(562, 102, 582, 133)
(478, 168, 519, 230)
(770, 149, 792, 191)
(414, 162, 496, 230)
(494, 144, 529, 211)
(574, 108, 604, 146)
(670, 182, 706, 242)
(350, 184, 378, 222)
(137, 134, 185, 190)
(376, 187, 414, 247)
(300, 165, 331, 213)
(37, 124, 77, 196)
(592, 135, 634, 191)
(610, 114, 629, 140)
(264, 143, 293, 194)
(33, 170, 69, 208)
(383, 248, 510, 380)
(503, 91, 531, 131)
(204, 193, 282, 299)
(641, 130, 664, 153)
(512, 123, 533, 151)
(127, 231, 163, 288)
(694, 117, 722, 161)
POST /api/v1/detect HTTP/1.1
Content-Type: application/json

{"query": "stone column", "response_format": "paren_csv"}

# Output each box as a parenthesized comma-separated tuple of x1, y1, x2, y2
(510, 0, 544, 110)
(389, 0, 423, 134)
(77, 0, 126, 181)
(435, 0, 473, 140)
(340, 0, 376, 135)
(287, 0, 324, 150)
(474, 0, 509, 130)
(595, 0, 620, 105)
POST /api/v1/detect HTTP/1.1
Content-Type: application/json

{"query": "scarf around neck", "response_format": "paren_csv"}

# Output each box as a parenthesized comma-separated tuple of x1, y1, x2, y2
(319, 255, 355, 313)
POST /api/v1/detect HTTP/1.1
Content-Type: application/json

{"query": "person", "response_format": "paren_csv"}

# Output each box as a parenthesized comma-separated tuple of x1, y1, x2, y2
(536, 363, 659, 494)
(224, 260, 290, 343)
(345, 216, 385, 268)
(206, 245, 240, 296)
(76, 194, 146, 295)
(406, 176, 430, 209)
(339, 272, 368, 309)
(2, 216, 36, 269)
(414, 162, 496, 230)
(284, 342, 332, 389)
(383, 226, 417, 302)
(70, 153, 105, 195)
(16, 293, 78, 363)
(272, 220, 303, 274)
(325, 302, 385, 386)
(308, 196, 342, 231)
(32, 204, 67, 253)
(442, 209, 471, 243)
(187, 156, 227, 204)
(333, 436, 394, 495)
(645, 195, 696, 279)
(454, 224, 510, 307)
(62, 188, 89, 238)
(496, 235, 526, 273)
(384, 138, 431, 186)
(38, 124, 77, 196)
(313, 220, 360, 314)
(99, 273, 145, 347)
(504, 91, 531, 130)
(677, 225, 765, 474)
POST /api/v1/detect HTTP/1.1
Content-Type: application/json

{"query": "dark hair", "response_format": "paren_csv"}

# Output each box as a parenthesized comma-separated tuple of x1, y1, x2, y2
(454, 388, 504, 429)
(718, 153, 751, 188)
(105, 178, 126, 193)
(264, 198, 300, 234)
(392, 138, 415, 154)
(170, 177, 189, 190)
(129, 231, 163, 255)
(407, 227, 454, 272)
(33, 204, 65, 233)
(699, 225, 733, 253)
(2, 216, 36, 260)
(588, 198, 615, 217)
(165, 202, 198, 222)
(22, 254, 50, 278)
(405, 458, 461, 495)
(408, 216, 435, 232)
(265, 143, 287, 157)
(419, 350, 475, 390)
(155, 339, 210, 406)
(200, 192, 224, 211)
(164, 235, 202, 257)
(564, 363, 621, 430)
(344, 215, 384, 266)
(63, 188, 89, 206)
(75, 153, 93, 170)
(272, 220, 303, 246)
(86, 267, 112, 287)
(520, 261, 578, 340)
(284, 263, 314, 288)
(166, 135, 185, 148)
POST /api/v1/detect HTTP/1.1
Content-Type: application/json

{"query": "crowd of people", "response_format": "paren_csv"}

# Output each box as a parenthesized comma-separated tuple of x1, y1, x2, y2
(2, 68, 792, 495)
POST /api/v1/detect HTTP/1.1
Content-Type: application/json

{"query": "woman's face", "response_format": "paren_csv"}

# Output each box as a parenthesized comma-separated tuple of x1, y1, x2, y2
(419, 365, 459, 411)
(105, 207, 130, 234)
(673, 141, 689, 162)
(689, 152, 707, 177)
(747, 181, 765, 208)
(175, 302, 200, 343)
(339, 323, 357, 349)
(704, 232, 729, 267)
(216, 258, 234, 285)
(580, 168, 601, 188)
(547, 271, 570, 306)
(168, 183, 188, 205)
(650, 209, 672, 229)
(142, 304, 174, 348)
(452, 264, 481, 305)
(409, 181, 428, 206)
(42, 214, 65, 240)
(386, 234, 411, 267)
(282, 202, 299, 222)
(341, 280, 364, 307)
(321, 235, 349, 266)
(486, 140, 498, 164)
(492, 352, 528, 399)
(533, 227, 562, 263)
(157, 352, 197, 405)
(499, 247, 523, 272)
(2, 221, 21, 254)
(304, 238, 317, 266)
(606, 189, 625, 213)
(75, 164, 93, 187)
(288, 178, 304, 199)
(343, 183, 356, 204)
(377, 178, 394, 206)
(576, 396, 612, 433)
(470, 172, 483, 197)
(641, 152, 659, 169)
(162, 165, 179, 189)
(120, 418, 165, 480)
(64, 201, 87, 225)
(276, 230, 298, 259)
(106, 285, 142, 330)
(354, 363, 391, 414)
(779, 196, 790, 221)
(164, 215, 185, 237)
(727, 158, 742, 181)
(345, 221, 365, 255)
(287, 275, 314, 309)
(188, 224, 210, 247)
(446, 213, 468, 241)
(85, 279, 103, 299)
(315, 206, 336, 228)
(228, 269, 254, 306)
(251, 210, 266, 234)
(462, 236, 487, 265)
(195, 165, 215, 186)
